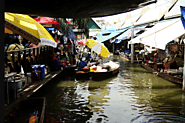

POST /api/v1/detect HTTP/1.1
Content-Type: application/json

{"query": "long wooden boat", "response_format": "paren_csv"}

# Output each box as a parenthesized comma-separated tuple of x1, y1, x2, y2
(89, 62, 120, 81)
(5, 97, 45, 123)
(119, 54, 142, 63)
(141, 64, 183, 85)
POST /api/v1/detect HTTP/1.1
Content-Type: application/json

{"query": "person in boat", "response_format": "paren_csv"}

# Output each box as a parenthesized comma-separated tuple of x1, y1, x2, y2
(50, 52, 63, 70)
(163, 53, 178, 70)
(174, 50, 183, 68)
(153, 53, 161, 63)
(86, 52, 93, 63)
(78, 57, 87, 71)
(153, 53, 164, 71)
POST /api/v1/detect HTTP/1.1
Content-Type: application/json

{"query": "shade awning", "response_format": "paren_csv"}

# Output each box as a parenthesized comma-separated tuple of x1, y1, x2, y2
(164, 0, 185, 19)
(130, 18, 185, 50)
(134, 0, 177, 26)
(116, 24, 148, 40)
(96, 29, 127, 43)
(119, 6, 149, 29)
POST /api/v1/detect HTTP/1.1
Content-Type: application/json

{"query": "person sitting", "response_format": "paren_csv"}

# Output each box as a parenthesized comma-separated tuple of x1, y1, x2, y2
(153, 53, 161, 63)
(51, 52, 62, 71)
(163, 54, 177, 70)
(174, 50, 183, 68)
(78, 57, 87, 71)
(86, 52, 93, 63)
(153, 53, 163, 71)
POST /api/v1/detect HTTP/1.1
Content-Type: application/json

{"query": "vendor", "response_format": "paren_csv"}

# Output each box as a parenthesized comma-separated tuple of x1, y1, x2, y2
(50, 52, 63, 70)
(153, 53, 164, 71)
(86, 52, 93, 63)
(174, 50, 183, 68)
(163, 54, 177, 70)
(78, 57, 87, 71)
(153, 53, 161, 63)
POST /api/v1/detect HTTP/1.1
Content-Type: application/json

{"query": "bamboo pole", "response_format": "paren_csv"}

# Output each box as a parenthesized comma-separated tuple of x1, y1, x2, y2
(182, 44, 185, 91)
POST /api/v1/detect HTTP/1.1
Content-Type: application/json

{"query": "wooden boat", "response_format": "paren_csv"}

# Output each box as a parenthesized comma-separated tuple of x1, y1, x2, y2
(75, 71, 91, 80)
(141, 64, 183, 85)
(89, 62, 120, 81)
(119, 54, 142, 63)
(5, 97, 45, 123)
(74, 61, 99, 80)
(62, 64, 77, 75)
(75, 67, 91, 80)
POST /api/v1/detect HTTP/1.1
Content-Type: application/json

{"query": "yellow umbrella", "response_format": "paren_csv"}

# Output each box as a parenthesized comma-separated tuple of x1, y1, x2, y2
(86, 39, 110, 57)
(4, 12, 57, 48)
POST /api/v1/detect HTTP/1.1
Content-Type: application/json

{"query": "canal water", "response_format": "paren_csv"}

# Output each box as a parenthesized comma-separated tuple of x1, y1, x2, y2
(43, 55, 185, 123)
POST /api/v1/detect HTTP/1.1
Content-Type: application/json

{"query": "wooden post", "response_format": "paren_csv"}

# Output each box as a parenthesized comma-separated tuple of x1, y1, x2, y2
(29, 49, 31, 57)
(112, 40, 114, 54)
(23, 50, 27, 76)
(43, 46, 46, 63)
(131, 27, 134, 64)
(12, 52, 15, 63)
(33, 48, 35, 57)
(183, 44, 185, 91)
(18, 51, 21, 61)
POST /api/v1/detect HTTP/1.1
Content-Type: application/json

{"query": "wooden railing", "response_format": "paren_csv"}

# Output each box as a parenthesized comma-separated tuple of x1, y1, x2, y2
(4, 46, 55, 76)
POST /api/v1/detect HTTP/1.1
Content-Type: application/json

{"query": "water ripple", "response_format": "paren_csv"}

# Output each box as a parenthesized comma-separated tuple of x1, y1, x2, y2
(131, 112, 185, 123)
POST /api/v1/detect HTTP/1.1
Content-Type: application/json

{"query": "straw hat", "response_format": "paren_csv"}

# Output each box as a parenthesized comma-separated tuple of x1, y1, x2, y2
(82, 57, 86, 61)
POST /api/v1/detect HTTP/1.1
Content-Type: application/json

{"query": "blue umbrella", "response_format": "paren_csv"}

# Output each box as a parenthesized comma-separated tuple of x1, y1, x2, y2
(59, 26, 77, 41)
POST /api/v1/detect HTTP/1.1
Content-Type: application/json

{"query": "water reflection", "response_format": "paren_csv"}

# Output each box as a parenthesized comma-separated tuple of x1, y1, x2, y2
(44, 55, 185, 123)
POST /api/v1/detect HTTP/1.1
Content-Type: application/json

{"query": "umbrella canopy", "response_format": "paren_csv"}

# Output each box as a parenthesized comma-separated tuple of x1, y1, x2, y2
(5, 12, 57, 48)
(33, 17, 59, 25)
(77, 39, 86, 45)
(86, 39, 110, 57)
(5, 27, 13, 34)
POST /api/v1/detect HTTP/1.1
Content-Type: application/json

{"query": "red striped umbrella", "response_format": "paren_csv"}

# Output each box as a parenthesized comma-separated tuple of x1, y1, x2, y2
(33, 17, 59, 25)
(77, 39, 86, 45)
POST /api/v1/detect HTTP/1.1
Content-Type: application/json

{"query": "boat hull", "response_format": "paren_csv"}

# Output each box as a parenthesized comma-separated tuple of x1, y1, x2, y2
(75, 72, 91, 80)
(5, 97, 45, 123)
(142, 64, 183, 85)
(89, 65, 119, 81)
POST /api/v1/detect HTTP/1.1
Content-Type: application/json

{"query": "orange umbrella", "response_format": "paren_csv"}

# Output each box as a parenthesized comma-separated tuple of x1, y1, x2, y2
(5, 27, 13, 34)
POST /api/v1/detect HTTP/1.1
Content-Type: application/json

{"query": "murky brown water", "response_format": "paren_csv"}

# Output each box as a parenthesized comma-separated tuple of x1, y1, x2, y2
(44, 55, 185, 123)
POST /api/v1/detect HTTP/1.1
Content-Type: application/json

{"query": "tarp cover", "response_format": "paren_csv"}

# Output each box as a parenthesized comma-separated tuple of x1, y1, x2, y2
(130, 18, 185, 50)
(164, 0, 185, 19)
(96, 29, 127, 43)
(134, 0, 177, 26)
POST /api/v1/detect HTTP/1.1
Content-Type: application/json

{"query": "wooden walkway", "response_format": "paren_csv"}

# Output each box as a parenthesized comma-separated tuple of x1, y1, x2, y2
(4, 69, 63, 116)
